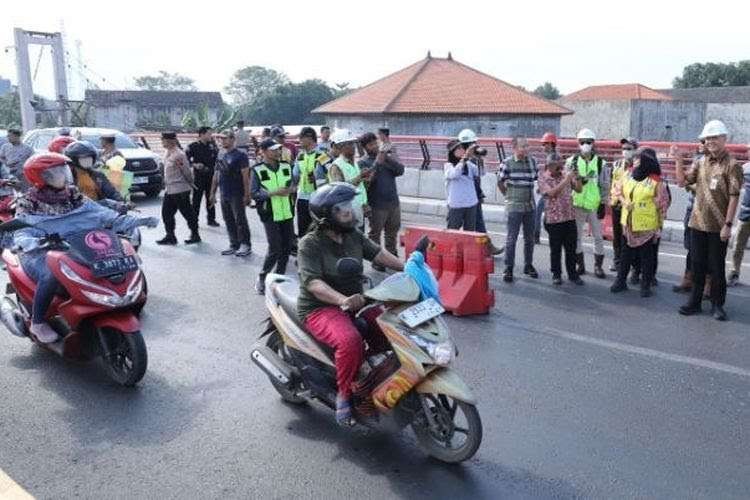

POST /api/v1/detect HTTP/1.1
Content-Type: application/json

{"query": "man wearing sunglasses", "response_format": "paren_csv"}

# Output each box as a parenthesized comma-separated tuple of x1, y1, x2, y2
(674, 120, 743, 321)
(566, 128, 607, 279)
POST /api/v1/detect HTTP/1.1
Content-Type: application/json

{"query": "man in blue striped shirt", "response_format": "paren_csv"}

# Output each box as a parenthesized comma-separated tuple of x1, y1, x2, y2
(498, 137, 538, 283)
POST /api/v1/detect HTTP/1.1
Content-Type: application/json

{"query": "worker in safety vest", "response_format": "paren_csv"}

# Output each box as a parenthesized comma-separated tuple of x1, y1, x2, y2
(251, 138, 296, 295)
(608, 137, 639, 275)
(293, 126, 330, 239)
(566, 128, 607, 278)
(328, 129, 371, 232)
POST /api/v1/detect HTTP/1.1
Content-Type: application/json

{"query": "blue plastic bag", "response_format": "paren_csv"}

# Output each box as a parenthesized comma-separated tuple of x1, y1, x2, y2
(404, 250, 442, 305)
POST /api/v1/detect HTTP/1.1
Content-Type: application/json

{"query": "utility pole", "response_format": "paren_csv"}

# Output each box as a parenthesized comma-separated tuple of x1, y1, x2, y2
(13, 28, 69, 131)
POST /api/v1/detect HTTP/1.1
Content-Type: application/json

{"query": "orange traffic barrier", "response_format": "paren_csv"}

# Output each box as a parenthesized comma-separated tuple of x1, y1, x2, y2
(401, 226, 494, 316)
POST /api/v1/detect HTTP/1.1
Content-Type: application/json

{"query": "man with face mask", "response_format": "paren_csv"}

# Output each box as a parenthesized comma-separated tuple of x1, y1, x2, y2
(10, 153, 158, 343)
(298, 182, 404, 426)
(566, 128, 607, 278)
(63, 141, 126, 212)
(609, 138, 639, 273)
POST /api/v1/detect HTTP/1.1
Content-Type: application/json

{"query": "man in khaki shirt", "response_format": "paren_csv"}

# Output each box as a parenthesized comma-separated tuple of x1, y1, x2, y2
(674, 120, 743, 321)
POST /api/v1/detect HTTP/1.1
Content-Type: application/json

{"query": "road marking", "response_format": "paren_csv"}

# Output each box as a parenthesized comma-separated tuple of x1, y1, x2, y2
(0, 468, 33, 499)
(532, 324, 750, 379)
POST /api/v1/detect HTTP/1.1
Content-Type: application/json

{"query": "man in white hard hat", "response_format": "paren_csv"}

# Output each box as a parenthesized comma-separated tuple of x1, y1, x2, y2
(329, 129, 371, 232)
(673, 120, 743, 321)
(566, 128, 608, 279)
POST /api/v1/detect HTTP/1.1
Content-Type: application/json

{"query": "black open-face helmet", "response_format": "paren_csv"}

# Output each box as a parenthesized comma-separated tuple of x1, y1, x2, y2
(309, 182, 358, 233)
(63, 140, 99, 170)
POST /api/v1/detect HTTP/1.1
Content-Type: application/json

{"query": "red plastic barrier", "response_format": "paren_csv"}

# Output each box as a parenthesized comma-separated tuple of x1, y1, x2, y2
(401, 226, 494, 316)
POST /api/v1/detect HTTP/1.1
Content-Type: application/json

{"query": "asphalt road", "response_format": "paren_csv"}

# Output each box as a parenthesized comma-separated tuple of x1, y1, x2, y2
(0, 195, 749, 499)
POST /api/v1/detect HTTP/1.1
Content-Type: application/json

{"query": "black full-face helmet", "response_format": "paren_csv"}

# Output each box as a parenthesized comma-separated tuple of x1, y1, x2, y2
(309, 182, 358, 233)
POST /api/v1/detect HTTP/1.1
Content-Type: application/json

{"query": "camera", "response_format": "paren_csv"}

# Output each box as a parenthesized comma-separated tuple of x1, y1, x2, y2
(474, 147, 488, 156)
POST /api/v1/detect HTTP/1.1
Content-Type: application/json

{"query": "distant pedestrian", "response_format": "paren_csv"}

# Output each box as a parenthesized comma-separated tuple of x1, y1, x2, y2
(270, 125, 297, 164)
(317, 126, 332, 154)
(358, 131, 404, 270)
(727, 152, 750, 287)
(99, 133, 123, 164)
(0, 128, 34, 188)
(157, 132, 201, 245)
(498, 136, 539, 283)
(538, 152, 583, 286)
(444, 140, 479, 232)
(674, 120, 743, 321)
(609, 137, 638, 274)
(209, 130, 252, 256)
(294, 127, 328, 239)
(534, 132, 558, 244)
(567, 128, 607, 279)
(187, 126, 220, 227)
(610, 149, 670, 298)
(329, 129, 370, 232)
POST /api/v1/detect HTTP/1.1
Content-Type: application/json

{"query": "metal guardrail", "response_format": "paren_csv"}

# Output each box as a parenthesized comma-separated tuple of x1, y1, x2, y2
(130, 132, 750, 180)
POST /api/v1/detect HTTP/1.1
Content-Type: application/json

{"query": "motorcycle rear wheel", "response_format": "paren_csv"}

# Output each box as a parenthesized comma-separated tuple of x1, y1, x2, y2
(412, 393, 482, 464)
(98, 328, 148, 387)
(266, 331, 306, 405)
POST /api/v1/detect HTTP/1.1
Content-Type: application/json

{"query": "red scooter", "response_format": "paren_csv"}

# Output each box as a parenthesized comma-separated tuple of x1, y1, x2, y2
(0, 219, 148, 386)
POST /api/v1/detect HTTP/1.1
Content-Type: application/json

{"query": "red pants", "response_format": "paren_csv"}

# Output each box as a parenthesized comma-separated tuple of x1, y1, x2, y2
(304, 306, 386, 399)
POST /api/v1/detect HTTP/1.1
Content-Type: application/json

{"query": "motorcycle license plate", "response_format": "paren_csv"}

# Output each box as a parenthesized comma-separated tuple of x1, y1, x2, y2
(398, 298, 445, 328)
(91, 255, 139, 277)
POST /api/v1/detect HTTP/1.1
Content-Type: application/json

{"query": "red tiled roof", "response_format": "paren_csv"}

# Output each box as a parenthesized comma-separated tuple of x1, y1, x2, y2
(313, 56, 571, 116)
(563, 84, 673, 102)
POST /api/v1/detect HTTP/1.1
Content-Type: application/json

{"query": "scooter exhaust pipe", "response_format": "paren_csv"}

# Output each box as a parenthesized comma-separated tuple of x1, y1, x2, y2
(251, 345, 295, 388)
(0, 297, 27, 338)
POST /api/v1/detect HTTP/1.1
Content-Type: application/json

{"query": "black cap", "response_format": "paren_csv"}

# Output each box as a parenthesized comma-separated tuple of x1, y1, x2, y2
(161, 131, 177, 140)
(620, 137, 639, 148)
(7, 128, 22, 135)
(270, 126, 286, 138)
(259, 138, 282, 150)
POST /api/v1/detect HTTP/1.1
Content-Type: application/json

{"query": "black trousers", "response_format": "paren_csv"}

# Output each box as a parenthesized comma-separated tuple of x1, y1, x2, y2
(220, 195, 251, 248)
(296, 198, 313, 238)
(261, 220, 294, 277)
(689, 229, 728, 306)
(192, 170, 216, 223)
(617, 239, 657, 287)
(545, 220, 578, 279)
(612, 206, 623, 265)
(446, 206, 477, 231)
(162, 191, 198, 234)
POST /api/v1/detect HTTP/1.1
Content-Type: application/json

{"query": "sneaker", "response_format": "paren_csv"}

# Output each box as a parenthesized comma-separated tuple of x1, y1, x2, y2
(207, 220, 220, 227)
(235, 244, 252, 257)
(221, 247, 239, 256)
(523, 264, 539, 279)
(30, 322, 59, 344)
(610, 280, 628, 293)
(184, 232, 202, 245)
(727, 272, 740, 287)
(712, 305, 728, 321)
(503, 267, 514, 283)
(678, 302, 702, 316)
(552, 275, 562, 286)
(569, 276, 584, 286)
(156, 234, 177, 245)
(254, 276, 266, 295)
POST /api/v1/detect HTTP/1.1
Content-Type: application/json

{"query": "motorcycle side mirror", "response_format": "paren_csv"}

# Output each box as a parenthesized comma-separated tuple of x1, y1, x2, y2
(0, 218, 31, 233)
(336, 257, 363, 277)
(415, 235, 431, 255)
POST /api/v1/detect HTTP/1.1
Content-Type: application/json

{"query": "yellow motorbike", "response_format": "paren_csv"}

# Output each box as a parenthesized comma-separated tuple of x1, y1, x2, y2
(252, 242, 482, 463)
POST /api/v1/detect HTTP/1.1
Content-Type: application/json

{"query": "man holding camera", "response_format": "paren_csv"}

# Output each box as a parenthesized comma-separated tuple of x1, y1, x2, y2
(358, 131, 405, 271)
(498, 137, 539, 283)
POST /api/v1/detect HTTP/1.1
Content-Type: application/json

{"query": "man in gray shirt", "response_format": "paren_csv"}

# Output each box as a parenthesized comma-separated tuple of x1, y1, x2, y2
(0, 129, 34, 188)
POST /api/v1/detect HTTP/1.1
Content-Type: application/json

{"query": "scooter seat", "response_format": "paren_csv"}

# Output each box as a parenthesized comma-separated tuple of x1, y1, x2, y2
(274, 280, 303, 328)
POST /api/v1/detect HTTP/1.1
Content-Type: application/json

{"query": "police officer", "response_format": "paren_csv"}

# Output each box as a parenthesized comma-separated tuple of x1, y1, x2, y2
(293, 127, 330, 239)
(187, 126, 220, 227)
(251, 138, 296, 295)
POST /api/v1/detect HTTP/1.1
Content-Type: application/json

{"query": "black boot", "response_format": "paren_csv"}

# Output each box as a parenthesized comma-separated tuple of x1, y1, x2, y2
(184, 230, 202, 244)
(576, 253, 586, 276)
(156, 233, 177, 245)
(594, 254, 606, 279)
(640, 283, 653, 298)
(610, 279, 628, 293)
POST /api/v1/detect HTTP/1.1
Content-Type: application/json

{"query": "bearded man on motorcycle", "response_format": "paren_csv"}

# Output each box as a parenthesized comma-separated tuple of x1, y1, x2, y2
(297, 182, 403, 426)
(62, 141, 130, 213)
(6, 153, 157, 343)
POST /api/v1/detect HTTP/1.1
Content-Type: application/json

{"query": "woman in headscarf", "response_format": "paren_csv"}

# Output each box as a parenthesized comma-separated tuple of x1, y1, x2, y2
(610, 148, 670, 297)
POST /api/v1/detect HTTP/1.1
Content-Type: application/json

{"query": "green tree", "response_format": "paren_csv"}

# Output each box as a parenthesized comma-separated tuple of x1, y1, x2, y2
(673, 61, 750, 88)
(134, 71, 197, 91)
(0, 91, 22, 128)
(533, 82, 561, 100)
(181, 104, 236, 132)
(225, 66, 289, 106)
(243, 80, 334, 125)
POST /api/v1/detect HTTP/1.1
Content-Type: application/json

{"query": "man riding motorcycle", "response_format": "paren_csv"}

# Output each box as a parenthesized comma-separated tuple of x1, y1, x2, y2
(6, 153, 157, 343)
(297, 182, 403, 425)
(63, 141, 130, 213)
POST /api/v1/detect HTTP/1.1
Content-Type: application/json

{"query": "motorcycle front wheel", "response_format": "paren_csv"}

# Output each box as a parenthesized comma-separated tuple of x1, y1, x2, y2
(98, 328, 148, 387)
(412, 393, 482, 464)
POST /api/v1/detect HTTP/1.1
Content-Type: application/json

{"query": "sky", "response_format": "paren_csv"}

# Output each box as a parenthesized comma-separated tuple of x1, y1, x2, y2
(1, 0, 749, 102)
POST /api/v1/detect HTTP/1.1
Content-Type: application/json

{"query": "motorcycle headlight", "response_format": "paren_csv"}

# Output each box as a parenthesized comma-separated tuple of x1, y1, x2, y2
(82, 290, 126, 307)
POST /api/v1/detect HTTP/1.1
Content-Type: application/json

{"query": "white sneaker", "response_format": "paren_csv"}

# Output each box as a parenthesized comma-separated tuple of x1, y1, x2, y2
(235, 244, 252, 257)
(30, 322, 59, 344)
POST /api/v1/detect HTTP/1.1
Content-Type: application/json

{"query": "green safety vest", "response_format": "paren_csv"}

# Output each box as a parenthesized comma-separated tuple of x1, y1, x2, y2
(296, 150, 328, 195)
(333, 157, 367, 207)
(570, 155, 603, 211)
(254, 162, 293, 222)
